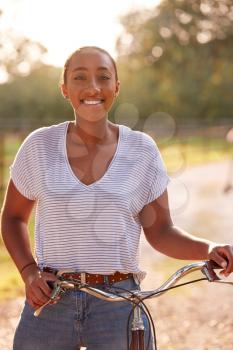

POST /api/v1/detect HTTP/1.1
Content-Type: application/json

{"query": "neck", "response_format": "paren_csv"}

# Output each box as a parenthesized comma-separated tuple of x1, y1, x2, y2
(71, 116, 111, 146)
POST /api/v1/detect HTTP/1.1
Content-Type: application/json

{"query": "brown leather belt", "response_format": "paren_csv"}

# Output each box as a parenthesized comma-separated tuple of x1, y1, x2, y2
(43, 267, 133, 285)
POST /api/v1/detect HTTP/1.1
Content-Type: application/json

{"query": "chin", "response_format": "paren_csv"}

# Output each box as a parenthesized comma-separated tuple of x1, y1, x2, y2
(76, 112, 108, 123)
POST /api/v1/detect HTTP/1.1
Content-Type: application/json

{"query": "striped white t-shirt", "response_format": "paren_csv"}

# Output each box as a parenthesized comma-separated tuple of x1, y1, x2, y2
(10, 121, 169, 276)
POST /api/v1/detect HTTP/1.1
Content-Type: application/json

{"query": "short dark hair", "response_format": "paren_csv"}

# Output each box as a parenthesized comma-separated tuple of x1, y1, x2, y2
(61, 46, 118, 84)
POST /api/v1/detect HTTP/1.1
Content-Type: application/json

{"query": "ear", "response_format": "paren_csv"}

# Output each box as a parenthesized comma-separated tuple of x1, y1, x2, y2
(61, 84, 69, 99)
(115, 80, 120, 97)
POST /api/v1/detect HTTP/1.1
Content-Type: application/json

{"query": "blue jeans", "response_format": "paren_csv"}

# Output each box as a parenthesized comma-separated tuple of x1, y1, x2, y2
(13, 278, 155, 350)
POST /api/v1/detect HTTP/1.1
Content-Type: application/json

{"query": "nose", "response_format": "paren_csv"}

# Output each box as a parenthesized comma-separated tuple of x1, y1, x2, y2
(86, 78, 101, 94)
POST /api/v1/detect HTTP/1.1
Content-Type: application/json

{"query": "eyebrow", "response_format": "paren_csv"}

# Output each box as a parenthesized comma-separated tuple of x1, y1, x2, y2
(71, 67, 111, 73)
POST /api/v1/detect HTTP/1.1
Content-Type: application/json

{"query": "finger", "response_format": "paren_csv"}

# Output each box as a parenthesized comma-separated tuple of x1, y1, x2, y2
(41, 272, 58, 282)
(38, 273, 58, 297)
(210, 250, 228, 270)
(31, 287, 51, 305)
(49, 296, 61, 305)
(38, 280, 55, 298)
(220, 247, 233, 275)
(27, 298, 43, 310)
(218, 245, 233, 276)
(212, 246, 233, 276)
(26, 283, 51, 303)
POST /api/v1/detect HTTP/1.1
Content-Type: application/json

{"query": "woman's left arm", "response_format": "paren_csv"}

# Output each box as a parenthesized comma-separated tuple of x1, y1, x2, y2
(139, 190, 233, 277)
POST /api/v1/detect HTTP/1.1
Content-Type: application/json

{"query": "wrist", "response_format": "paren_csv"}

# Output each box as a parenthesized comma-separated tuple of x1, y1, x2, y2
(20, 263, 40, 284)
(207, 242, 219, 257)
(19, 261, 37, 274)
(192, 239, 212, 260)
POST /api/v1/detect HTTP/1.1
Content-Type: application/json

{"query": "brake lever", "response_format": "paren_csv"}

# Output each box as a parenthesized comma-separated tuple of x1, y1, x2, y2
(202, 260, 233, 285)
(207, 260, 233, 285)
(34, 283, 62, 317)
(201, 260, 221, 282)
(34, 280, 76, 317)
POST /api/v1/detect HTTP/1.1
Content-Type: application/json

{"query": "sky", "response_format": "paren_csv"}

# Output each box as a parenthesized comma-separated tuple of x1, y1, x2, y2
(0, 0, 161, 67)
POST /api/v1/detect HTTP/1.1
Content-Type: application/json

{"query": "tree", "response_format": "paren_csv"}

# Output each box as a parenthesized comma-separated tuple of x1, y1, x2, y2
(115, 0, 233, 124)
(0, 9, 47, 82)
(0, 8, 67, 129)
(0, 65, 72, 129)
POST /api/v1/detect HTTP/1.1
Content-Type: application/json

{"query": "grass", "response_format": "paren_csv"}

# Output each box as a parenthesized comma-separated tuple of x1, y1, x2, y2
(0, 260, 24, 300)
(0, 133, 232, 301)
(159, 137, 232, 175)
(0, 219, 35, 300)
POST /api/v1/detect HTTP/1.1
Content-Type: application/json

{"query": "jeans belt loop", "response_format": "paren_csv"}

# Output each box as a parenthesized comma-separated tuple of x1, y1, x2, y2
(81, 272, 86, 284)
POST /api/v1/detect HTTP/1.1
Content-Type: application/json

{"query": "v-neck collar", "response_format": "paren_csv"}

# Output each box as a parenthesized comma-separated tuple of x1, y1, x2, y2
(63, 121, 123, 189)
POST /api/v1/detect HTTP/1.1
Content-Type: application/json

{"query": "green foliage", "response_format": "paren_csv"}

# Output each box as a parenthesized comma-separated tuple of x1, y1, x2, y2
(0, 65, 73, 128)
(115, 0, 233, 123)
(0, 8, 73, 128)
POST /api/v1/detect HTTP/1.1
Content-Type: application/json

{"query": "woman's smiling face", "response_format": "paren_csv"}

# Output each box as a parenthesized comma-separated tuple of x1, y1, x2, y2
(61, 48, 120, 122)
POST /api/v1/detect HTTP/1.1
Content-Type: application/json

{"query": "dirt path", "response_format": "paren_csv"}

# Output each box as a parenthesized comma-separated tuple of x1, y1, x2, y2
(140, 160, 233, 349)
(0, 298, 24, 349)
(1, 160, 232, 350)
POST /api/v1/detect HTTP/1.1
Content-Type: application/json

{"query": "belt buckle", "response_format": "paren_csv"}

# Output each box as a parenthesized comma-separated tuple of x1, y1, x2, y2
(80, 272, 86, 284)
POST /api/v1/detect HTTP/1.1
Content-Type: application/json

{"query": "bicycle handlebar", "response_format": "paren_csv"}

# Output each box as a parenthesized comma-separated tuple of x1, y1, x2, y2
(34, 260, 232, 317)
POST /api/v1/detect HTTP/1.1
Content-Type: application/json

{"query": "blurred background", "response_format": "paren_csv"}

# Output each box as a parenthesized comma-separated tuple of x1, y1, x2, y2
(0, 0, 232, 196)
(0, 0, 232, 348)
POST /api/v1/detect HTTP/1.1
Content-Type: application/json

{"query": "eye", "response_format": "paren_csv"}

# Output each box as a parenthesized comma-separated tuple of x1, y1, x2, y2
(74, 75, 86, 80)
(99, 75, 110, 80)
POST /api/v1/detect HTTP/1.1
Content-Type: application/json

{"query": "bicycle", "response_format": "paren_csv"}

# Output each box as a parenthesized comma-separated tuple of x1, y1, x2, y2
(34, 260, 233, 350)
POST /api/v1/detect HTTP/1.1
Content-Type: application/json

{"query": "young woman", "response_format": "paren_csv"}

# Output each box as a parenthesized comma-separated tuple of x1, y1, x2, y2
(1, 46, 233, 350)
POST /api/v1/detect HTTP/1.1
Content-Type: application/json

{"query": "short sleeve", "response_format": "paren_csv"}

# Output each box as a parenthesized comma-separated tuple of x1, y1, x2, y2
(144, 142, 170, 205)
(10, 133, 37, 200)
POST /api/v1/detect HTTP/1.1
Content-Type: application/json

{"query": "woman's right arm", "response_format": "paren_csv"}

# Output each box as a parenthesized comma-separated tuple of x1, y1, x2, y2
(1, 180, 57, 309)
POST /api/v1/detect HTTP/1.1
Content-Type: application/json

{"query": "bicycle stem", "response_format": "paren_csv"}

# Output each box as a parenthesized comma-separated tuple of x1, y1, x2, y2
(131, 304, 145, 331)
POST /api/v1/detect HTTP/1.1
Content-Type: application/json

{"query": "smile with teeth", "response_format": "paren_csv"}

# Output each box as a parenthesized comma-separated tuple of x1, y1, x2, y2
(81, 99, 104, 105)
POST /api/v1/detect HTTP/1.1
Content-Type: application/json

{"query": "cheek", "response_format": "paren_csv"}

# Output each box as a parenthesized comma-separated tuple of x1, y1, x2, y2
(67, 86, 82, 101)
(68, 82, 81, 91)
(106, 85, 117, 97)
